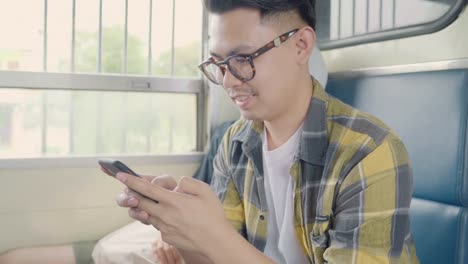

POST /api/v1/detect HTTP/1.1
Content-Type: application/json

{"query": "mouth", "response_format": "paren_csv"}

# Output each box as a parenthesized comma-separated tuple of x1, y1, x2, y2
(231, 94, 257, 109)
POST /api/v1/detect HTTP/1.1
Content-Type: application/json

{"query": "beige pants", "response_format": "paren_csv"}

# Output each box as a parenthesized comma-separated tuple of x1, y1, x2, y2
(92, 221, 160, 264)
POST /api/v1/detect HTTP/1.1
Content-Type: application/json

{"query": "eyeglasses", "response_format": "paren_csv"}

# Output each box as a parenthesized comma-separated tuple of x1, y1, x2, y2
(198, 28, 299, 85)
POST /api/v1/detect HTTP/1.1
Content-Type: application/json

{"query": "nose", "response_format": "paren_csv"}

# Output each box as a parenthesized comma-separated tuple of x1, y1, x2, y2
(222, 67, 243, 89)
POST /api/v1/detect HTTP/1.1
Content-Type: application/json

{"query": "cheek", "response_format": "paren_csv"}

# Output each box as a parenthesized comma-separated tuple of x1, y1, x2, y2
(254, 70, 291, 103)
(253, 80, 287, 113)
(250, 52, 297, 106)
(254, 53, 296, 89)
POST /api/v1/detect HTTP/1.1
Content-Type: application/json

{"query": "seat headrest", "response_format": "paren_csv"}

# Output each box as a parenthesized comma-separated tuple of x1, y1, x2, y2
(309, 46, 328, 88)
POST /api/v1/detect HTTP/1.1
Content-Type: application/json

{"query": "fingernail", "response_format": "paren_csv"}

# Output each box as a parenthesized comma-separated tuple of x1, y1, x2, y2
(139, 210, 149, 220)
(128, 197, 138, 206)
(116, 173, 127, 183)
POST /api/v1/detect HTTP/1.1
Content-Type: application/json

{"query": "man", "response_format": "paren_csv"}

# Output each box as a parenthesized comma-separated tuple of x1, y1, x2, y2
(116, 0, 420, 263)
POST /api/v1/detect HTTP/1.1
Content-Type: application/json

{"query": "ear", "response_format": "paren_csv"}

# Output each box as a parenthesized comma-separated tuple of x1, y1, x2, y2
(294, 26, 316, 66)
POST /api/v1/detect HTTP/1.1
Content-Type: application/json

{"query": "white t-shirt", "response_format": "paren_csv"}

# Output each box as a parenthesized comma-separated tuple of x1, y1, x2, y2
(262, 125, 310, 264)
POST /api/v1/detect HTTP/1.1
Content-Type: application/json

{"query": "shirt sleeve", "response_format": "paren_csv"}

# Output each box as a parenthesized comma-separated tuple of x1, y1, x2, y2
(323, 135, 419, 263)
(210, 134, 246, 236)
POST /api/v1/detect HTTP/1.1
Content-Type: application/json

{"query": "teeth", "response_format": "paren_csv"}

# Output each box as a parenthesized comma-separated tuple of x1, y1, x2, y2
(237, 96, 249, 101)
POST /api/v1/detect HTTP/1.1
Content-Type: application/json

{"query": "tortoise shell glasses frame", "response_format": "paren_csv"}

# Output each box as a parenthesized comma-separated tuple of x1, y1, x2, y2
(198, 28, 299, 85)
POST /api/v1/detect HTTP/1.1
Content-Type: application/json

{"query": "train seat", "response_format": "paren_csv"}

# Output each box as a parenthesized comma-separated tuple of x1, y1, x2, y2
(326, 65, 468, 264)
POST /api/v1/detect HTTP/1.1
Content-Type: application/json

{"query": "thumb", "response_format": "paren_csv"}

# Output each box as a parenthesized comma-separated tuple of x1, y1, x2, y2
(177, 176, 210, 196)
(140, 175, 156, 182)
(150, 174, 178, 191)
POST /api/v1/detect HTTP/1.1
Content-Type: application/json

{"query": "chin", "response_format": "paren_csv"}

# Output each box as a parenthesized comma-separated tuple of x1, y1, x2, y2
(240, 110, 264, 121)
(240, 111, 257, 121)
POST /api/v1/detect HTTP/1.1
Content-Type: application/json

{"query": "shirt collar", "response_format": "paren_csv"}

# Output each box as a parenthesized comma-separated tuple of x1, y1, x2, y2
(232, 78, 329, 166)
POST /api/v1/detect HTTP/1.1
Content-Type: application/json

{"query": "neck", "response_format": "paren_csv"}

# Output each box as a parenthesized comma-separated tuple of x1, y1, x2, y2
(264, 76, 314, 150)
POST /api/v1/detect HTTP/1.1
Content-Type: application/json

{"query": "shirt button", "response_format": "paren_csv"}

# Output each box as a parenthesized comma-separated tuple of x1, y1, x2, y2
(259, 215, 265, 220)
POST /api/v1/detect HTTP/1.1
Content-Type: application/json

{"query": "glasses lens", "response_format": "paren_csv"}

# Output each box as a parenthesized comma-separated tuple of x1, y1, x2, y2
(202, 63, 224, 85)
(228, 56, 253, 81)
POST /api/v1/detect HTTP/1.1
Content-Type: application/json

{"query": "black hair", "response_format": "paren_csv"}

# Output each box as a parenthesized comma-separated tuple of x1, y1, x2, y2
(204, 0, 316, 30)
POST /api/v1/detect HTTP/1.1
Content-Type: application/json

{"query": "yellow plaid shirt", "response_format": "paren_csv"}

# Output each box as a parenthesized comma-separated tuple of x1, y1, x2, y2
(211, 79, 419, 263)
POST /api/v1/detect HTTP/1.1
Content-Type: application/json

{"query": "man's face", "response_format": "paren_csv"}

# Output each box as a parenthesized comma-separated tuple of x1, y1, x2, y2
(208, 8, 302, 122)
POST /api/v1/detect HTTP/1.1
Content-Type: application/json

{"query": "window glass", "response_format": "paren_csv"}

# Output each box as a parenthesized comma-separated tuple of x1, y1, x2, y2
(0, 88, 197, 158)
(316, 0, 460, 47)
(0, 0, 43, 71)
(0, 0, 203, 75)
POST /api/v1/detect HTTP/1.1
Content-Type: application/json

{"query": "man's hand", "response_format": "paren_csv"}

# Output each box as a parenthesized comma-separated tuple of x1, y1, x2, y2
(152, 239, 183, 264)
(116, 174, 177, 225)
(115, 173, 233, 256)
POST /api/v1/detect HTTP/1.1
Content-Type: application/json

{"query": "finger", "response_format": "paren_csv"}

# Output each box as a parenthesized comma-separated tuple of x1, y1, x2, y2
(100, 166, 113, 177)
(138, 174, 170, 183)
(142, 211, 168, 231)
(116, 172, 176, 205)
(156, 247, 169, 264)
(152, 239, 161, 250)
(140, 175, 156, 182)
(151, 175, 178, 190)
(177, 176, 210, 196)
(147, 214, 166, 231)
(116, 192, 139, 208)
(163, 243, 177, 264)
(128, 208, 151, 225)
(152, 250, 159, 262)
(127, 189, 144, 199)
(169, 245, 182, 264)
(173, 186, 189, 194)
(152, 240, 162, 262)
(125, 189, 156, 209)
(176, 251, 183, 264)
(134, 193, 170, 223)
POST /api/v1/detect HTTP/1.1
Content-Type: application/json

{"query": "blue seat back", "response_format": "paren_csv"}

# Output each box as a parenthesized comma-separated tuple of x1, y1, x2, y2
(326, 68, 468, 264)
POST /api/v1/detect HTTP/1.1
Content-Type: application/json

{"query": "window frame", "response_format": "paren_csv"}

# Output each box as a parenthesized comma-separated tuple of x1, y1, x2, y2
(0, 0, 209, 166)
(0, 71, 206, 159)
(0, 153, 204, 170)
(317, 0, 466, 50)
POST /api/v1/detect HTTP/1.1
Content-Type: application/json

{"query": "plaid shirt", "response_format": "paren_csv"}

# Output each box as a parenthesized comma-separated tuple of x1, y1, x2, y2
(211, 79, 419, 263)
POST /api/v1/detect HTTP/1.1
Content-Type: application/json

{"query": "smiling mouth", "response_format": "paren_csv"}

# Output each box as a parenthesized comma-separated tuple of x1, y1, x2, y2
(227, 87, 258, 108)
(232, 94, 256, 108)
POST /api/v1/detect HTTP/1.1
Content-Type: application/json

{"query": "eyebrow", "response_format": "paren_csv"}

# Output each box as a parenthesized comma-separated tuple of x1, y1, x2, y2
(209, 44, 255, 59)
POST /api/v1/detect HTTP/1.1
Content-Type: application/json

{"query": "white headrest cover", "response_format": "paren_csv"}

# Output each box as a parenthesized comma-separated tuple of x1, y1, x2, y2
(308, 45, 328, 88)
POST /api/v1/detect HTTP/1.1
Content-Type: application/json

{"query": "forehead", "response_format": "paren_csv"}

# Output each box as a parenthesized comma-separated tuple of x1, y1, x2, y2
(208, 8, 277, 57)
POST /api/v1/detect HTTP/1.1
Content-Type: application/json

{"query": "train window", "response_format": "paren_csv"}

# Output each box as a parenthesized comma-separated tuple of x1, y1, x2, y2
(0, 0, 203, 77)
(316, 0, 466, 49)
(0, 0, 204, 159)
(0, 87, 197, 159)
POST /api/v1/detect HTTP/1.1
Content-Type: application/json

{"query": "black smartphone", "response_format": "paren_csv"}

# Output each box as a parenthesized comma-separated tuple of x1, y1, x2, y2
(98, 158, 140, 177)
(98, 158, 159, 203)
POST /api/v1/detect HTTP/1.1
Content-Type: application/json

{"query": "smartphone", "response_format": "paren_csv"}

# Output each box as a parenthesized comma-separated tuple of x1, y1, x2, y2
(98, 158, 159, 203)
(98, 158, 140, 177)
